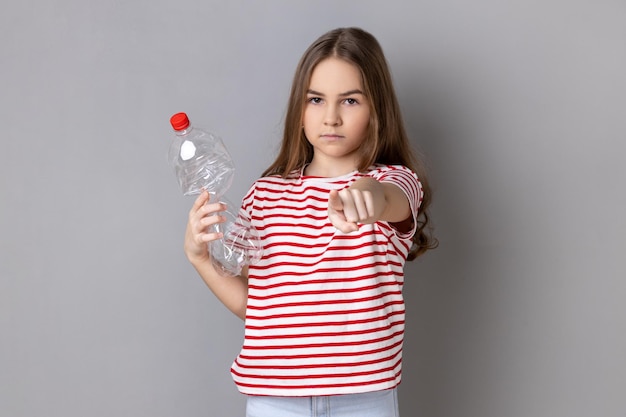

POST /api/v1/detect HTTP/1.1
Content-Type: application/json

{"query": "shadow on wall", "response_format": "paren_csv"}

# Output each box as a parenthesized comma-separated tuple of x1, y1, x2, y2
(397, 85, 499, 416)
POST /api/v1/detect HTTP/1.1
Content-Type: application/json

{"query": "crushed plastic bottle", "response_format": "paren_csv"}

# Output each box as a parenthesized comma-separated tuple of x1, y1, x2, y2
(168, 112, 235, 198)
(168, 112, 262, 275)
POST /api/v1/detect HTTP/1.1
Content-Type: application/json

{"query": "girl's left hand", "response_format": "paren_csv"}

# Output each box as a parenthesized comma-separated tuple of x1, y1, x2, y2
(328, 188, 376, 233)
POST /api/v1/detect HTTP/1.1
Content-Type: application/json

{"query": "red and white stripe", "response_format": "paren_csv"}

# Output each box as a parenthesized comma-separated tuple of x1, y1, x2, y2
(230, 165, 422, 396)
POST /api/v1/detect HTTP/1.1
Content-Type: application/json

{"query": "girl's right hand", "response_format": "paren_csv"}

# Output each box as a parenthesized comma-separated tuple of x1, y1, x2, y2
(184, 190, 227, 263)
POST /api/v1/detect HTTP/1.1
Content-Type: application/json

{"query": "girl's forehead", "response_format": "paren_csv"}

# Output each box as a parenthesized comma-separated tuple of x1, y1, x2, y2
(307, 57, 363, 91)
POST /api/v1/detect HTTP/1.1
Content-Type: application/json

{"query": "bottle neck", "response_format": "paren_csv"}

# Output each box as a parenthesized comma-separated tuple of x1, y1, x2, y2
(174, 125, 193, 136)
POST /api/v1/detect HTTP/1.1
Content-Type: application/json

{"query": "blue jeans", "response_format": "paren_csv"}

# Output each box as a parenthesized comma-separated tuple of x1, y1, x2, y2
(245, 388, 399, 417)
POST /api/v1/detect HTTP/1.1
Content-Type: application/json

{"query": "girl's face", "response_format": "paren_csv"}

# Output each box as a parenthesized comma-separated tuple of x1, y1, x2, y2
(303, 57, 370, 176)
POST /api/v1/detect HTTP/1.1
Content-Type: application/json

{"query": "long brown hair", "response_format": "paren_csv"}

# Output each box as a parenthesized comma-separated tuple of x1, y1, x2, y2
(263, 27, 437, 259)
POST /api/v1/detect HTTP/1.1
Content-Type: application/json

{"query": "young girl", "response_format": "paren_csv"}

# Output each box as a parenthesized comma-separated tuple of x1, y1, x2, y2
(184, 27, 436, 417)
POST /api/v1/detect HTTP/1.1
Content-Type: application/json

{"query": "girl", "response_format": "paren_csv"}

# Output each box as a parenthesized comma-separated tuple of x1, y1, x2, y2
(184, 27, 436, 417)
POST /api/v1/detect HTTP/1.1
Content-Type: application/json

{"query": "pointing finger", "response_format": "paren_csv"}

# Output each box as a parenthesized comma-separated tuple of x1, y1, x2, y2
(328, 189, 344, 211)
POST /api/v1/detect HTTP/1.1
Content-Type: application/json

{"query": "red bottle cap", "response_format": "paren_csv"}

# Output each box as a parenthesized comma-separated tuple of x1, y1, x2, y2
(170, 112, 190, 130)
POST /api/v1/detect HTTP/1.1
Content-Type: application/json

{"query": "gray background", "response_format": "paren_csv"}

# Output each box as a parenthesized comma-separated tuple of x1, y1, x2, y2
(1, 1, 625, 416)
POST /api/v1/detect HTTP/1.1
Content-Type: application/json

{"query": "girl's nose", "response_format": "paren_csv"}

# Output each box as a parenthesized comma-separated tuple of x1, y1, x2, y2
(324, 105, 341, 126)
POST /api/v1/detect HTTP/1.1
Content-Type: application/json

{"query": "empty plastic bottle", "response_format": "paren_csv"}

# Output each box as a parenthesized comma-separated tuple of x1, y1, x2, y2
(168, 112, 262, 275)
(168, 112, 235, 198)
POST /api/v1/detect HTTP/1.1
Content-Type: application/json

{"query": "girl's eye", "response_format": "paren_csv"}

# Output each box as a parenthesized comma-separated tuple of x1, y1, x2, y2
(344, 98, 358, 105)
(308, 97, 323, 104)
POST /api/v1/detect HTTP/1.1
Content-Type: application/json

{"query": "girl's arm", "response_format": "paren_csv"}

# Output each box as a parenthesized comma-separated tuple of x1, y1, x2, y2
(328, 177, 411, 233)
(184, 190, 248, 320)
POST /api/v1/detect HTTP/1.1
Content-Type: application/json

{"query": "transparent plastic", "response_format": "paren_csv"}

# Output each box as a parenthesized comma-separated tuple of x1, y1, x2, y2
(167, 112, 235, 197)
(209, 204, 262, 276)
(168, 112, 262, 275)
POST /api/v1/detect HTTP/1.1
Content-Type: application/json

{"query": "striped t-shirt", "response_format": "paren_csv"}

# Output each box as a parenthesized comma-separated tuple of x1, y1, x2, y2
(230, 164, 423, 396)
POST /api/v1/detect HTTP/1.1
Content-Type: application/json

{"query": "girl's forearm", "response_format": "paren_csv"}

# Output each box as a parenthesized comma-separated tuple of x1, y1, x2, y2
(189, 255, 248, 320)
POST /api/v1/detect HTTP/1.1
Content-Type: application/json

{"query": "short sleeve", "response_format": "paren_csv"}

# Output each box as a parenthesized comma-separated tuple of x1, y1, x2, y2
(370, 165, 423, 239)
